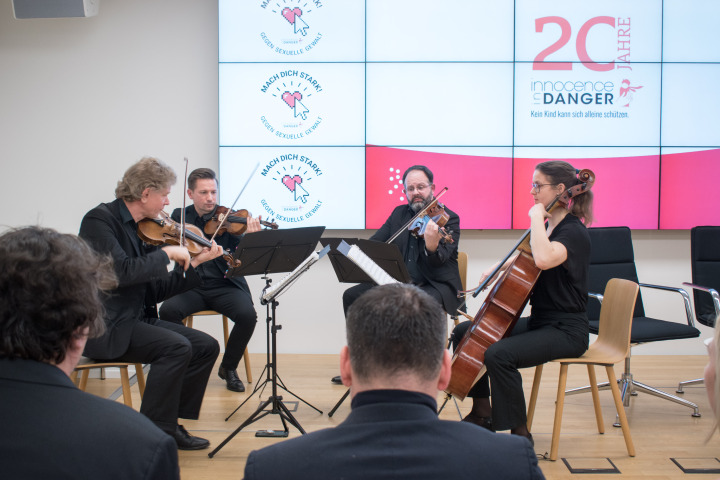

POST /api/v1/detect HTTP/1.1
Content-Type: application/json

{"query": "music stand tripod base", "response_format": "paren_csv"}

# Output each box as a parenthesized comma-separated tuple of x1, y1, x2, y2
(256, 430, 289, 438)
(208, 226, 326, 458)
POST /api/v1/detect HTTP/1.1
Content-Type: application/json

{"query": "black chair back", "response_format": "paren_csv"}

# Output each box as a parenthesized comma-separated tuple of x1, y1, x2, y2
(587, 227, 646, 323)
(690, 226, 720, 327)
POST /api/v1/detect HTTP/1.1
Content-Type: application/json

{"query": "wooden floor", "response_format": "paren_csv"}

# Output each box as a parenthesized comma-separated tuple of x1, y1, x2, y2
(83, 354, 720, 479)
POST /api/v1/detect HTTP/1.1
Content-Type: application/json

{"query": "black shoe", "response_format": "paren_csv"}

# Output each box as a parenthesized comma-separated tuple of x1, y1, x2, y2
(331, 375, 343, 385)
(462, 413, 494, 432)
(218, 366, 245, 392)
(172, 425, 210, 450)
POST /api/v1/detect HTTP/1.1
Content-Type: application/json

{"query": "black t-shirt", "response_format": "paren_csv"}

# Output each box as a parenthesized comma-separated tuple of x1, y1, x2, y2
(530, 214, 590, 314)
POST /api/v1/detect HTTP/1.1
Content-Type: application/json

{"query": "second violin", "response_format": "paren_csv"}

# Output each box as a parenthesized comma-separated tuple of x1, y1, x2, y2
(204, 206, 278, 236)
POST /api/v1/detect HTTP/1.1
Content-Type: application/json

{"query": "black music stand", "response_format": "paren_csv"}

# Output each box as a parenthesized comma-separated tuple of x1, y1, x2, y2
(321, 238, 410, 285)
(321, 238, 410, 417)
(208, 226, 325, 458)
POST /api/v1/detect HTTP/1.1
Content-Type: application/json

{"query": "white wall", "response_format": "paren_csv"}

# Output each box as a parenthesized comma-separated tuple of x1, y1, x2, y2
(0, 0, 711, 356)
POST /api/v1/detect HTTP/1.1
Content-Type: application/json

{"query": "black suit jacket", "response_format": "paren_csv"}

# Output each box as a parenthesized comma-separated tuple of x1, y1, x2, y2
(371, 204, 462, 313)
(243, 390, 544, 480)
(0, 358, 179, 480)
(79, 199, 201, 359)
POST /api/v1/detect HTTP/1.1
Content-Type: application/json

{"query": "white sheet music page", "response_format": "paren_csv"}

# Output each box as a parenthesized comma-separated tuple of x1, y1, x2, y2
(337, 240, 398, 286)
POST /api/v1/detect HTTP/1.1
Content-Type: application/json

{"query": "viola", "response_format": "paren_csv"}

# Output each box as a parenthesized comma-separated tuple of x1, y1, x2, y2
(407, 202, 454, 244)
(387, 187, 453, 244)
(203, 206, 278, 236)
(137, 211, 241, 268)
(446, 169, 595, 399)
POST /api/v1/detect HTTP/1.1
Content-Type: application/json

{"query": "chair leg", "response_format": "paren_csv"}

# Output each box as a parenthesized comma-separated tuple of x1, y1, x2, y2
(567, 356, 701, 419)
(79, 369, 90, 391)
(629, 379, 700, 417)
(606, 365, 635, 457)
(587, 365, 604, 434)
(222, 315, 230, 348)
(135, 364, 146, 398)
(526, 364, 544, 432)
(677, 378, 703, 394)
(119, 366, 133, 408)
(243, 347, 253, 383)
(550, 364, 569, 461)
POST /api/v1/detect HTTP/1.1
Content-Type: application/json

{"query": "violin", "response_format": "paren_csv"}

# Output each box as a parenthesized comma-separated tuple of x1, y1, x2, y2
(446, 169, 595, 399)
(408, 201, 454, 244)
(137, 211, 241, 268)
(203, 206, 278, 236)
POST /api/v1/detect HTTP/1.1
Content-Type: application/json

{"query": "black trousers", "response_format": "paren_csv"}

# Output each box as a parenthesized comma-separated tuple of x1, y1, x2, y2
(452, 312, 588, 431)
(343, 282, 446, 316)
(159, 284, 257, 371)
(106, 318, 219, 434)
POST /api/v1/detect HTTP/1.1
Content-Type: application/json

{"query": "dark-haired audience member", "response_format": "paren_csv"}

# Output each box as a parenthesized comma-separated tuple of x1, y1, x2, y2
(0, 226, 179, 480)
(244, 283, 544, 480)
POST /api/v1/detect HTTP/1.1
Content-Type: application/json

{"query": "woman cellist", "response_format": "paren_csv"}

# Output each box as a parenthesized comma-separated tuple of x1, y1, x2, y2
(452, 160, 594, 445)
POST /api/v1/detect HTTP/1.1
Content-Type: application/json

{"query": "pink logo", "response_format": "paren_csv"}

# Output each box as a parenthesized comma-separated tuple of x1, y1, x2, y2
(282, 91, 302, 108)
(282, 91, 309, 120)
(281, 175, 302, 192)
(619, 79, 643, 107)
(281, 174, 310, 203)
(281, 7, 302, 25)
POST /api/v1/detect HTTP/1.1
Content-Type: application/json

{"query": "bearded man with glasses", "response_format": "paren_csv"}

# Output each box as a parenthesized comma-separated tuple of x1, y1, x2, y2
(332, 165, 462, 385)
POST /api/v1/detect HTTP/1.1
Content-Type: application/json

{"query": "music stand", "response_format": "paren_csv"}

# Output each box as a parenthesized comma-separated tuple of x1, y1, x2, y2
(208, 226, 325, 458)
(322, 238, 410, 417)
(321, 238, 410, 285)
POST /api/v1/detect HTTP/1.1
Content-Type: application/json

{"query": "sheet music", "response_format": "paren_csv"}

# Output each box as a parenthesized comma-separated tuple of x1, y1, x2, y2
(337, 240, 399, 286)
(260, 244, 330, 304)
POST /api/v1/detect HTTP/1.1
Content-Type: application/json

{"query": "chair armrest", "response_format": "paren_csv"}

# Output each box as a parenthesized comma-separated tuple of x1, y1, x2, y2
(638, 283, 695, 327)
(682, 282, 720, 318)
(589, 292, 603, 303)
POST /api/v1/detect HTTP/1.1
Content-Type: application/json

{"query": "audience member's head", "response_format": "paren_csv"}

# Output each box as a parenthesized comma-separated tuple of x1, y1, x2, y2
(341, 283, 451, 395)
(705, 318, 720, 438)
(0, 226, 117, 375)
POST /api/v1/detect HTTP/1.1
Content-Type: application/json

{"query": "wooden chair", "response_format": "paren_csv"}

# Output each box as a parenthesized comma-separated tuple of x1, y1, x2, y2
(183, 310, 253, 383)
(574, 227, 700, 416)
(526, 278, 639, 461)
(71, 357, 145, 408)
(451, 251, 469, 327)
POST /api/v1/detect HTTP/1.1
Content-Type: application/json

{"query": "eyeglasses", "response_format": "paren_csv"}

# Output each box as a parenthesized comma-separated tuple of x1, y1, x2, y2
(404, 184, 430, 194)
(531, 183, 558, 191)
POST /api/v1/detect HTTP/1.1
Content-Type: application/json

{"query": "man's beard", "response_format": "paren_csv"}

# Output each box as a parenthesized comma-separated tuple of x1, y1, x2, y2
(409, 194, 433, 213)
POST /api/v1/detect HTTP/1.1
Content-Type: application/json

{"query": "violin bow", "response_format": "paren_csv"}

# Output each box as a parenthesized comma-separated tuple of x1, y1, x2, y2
(180, 157, 189, 248)
(386, 187, 449, 244)
(208, 162, 260, 243)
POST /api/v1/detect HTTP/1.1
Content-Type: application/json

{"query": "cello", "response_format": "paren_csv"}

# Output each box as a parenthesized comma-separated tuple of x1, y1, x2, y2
(446, 169, 595, 399)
